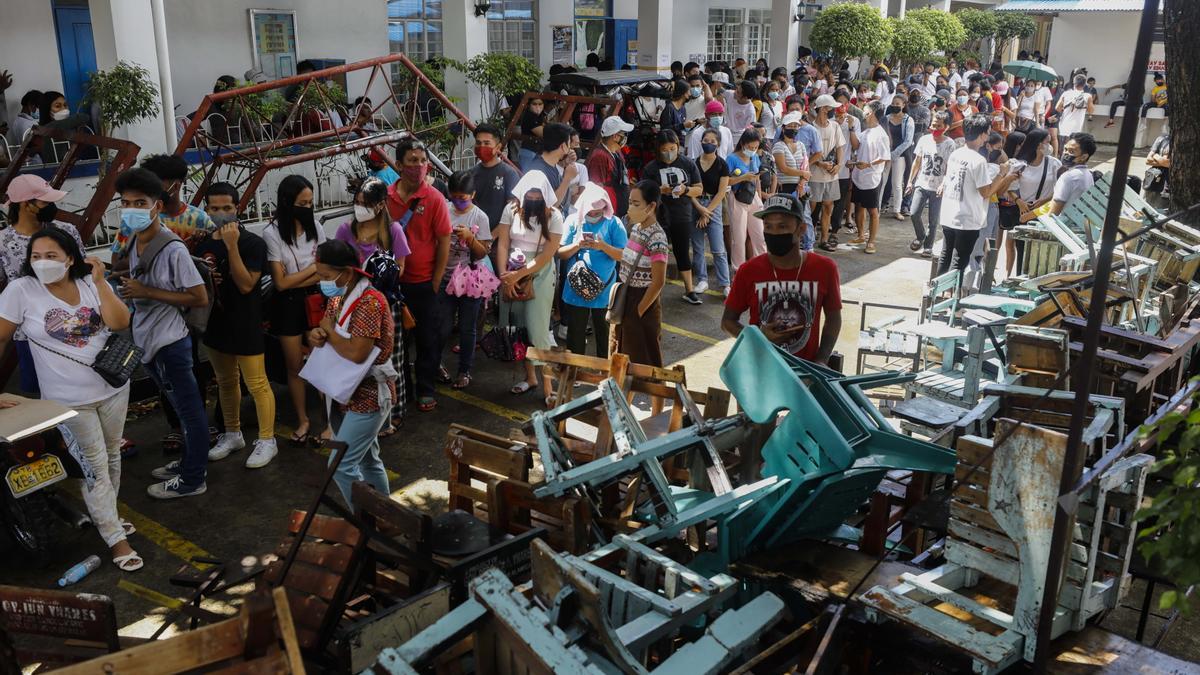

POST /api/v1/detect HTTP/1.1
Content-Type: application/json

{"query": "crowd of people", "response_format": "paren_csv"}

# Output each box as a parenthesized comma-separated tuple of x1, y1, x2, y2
(0, 48, 1169, 575)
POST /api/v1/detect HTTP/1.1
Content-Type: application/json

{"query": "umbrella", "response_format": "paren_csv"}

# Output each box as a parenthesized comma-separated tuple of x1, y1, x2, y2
(1003, 60, 1059, 82)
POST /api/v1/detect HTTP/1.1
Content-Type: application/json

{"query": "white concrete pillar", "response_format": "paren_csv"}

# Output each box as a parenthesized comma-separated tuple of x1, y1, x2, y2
(898, 0, 907, 19)
(88, 0, 170, 155)
(879, 0, 889, 18)
(636, 0, 674, 72)
(769, 0, 801, 72)
(942, 0, 952, 11)
(442, 0, 489, 123)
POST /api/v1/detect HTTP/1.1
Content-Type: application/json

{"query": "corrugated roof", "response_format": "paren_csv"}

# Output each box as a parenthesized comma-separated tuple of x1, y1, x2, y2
(993, 0, 1152, 11)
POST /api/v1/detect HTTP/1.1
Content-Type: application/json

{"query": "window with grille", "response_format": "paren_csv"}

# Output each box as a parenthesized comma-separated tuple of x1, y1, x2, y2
(747, 9, 771, 62)
(708, 8, 771, 64)
(487, 0, 537, 60)
(388, 0, 444, 70)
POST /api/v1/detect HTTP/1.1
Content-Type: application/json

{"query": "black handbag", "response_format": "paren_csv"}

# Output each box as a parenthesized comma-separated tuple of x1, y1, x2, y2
(566, 259, 613, 302)
(30, 332, 144, 388)
(478, 325, 529, 362)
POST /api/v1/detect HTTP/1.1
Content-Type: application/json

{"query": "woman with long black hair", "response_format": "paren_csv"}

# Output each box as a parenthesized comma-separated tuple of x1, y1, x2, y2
(262, 175, 326, 445)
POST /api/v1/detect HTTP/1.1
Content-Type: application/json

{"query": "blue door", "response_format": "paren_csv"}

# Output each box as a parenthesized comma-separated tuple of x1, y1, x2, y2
(53, 5, 98, 113)
(614, 20, 638, 70)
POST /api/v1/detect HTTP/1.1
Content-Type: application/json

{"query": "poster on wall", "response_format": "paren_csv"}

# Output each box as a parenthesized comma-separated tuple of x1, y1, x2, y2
(250, 9, 299, 80)
(574, 0, 607, 18)
(552, 25, 574, 66)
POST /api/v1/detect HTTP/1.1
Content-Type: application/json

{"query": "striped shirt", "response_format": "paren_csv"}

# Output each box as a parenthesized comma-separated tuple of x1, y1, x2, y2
(620, 223, 669, 288)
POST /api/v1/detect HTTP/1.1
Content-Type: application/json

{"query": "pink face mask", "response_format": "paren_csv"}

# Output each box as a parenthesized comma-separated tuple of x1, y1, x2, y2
(401, 163, 428, 184)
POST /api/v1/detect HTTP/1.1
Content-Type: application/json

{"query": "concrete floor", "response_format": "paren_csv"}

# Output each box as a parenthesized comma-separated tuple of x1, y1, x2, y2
(1, 149, 1195, 667)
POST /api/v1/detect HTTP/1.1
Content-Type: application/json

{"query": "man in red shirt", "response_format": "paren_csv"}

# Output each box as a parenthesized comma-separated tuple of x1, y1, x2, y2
(386, 138, 451, 412)
(722, 193, 842, 364)
(586, 116, 633, 218)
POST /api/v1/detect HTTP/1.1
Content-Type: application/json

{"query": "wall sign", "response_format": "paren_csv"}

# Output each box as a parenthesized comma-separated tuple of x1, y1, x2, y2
(552, 25, 574, 66)
(250, 9, 300, 80)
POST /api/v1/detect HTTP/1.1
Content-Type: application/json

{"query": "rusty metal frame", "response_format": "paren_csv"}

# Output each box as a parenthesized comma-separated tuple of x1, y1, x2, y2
(503, 91, 628, 155)
(175, 53, 492, 214)
(0, 127, 141, 243)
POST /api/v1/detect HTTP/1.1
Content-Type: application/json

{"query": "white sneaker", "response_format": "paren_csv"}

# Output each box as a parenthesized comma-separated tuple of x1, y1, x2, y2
(694, 280, 709, 294)
(207, 432, 245, 461)
(244, 438, 278, 469)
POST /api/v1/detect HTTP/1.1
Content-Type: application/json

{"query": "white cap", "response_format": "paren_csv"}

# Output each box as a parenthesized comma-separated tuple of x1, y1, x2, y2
(711, 72, 730, 84)
(781, 111, 805, 126)
(244, 69, 269, 84)
(812, 94, 838, 109)
(600, 116, 634, 137)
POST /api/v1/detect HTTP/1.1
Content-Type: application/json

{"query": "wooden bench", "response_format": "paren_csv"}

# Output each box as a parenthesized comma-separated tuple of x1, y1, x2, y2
(53, 588, 304, 675)
(0, 585, 125, 672)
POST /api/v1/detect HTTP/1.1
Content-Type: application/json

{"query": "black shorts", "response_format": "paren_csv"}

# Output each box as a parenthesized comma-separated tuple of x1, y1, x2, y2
(270, 287, 319, 337)
(851, 185, 880, 209)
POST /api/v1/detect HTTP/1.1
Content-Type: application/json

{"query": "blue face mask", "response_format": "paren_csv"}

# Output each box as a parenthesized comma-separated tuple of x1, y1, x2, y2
(319, 275, 346, 298)
(120, 207, 154, 234)
(584, 213, 603, 224)
(769, 91, 782, 101)
(708, 115, 723, 129)
(690, 86, 702, 98)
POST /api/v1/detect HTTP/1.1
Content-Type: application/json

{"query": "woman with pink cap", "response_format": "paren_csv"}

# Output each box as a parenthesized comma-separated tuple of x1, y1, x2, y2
(685, 99, 732, 160)
(1, 175, 85, 394)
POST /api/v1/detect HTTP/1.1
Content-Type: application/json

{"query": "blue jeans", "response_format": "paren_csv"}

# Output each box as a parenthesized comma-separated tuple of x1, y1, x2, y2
(146, 336, 209, 487)
(910, 187, 942, 249)
(330, 405, 390, 509)
(692, 195, 731, 289)
(438, 288, 481, 376)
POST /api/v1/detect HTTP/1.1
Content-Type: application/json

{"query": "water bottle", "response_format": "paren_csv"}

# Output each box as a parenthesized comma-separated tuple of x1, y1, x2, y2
(58, 555, 101, 587)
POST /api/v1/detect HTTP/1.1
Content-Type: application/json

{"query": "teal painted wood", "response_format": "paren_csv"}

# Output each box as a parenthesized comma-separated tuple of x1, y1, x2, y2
(390, 598, 488, 665)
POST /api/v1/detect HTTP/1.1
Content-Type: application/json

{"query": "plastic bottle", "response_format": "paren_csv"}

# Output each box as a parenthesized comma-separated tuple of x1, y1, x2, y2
(58, 555, 101, 587)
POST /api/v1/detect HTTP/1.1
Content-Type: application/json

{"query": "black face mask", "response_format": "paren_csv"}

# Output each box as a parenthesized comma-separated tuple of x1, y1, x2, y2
(782, 128, 798, 139)
(293, 206, 315, 229)
(35, 203, 58, 223)
(887, 106, 902, 115)
(764, 231, 796, 257)
(522, 198, 545, 216)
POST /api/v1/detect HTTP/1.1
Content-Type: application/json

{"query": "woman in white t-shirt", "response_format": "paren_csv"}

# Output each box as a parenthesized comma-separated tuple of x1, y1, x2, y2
(1009, 81, 1042, 133)
(262, 175, 327, 445)
(495, 171, 564, 398)
(0, 229, 142, 572)
(1002, 129, 1061, 275)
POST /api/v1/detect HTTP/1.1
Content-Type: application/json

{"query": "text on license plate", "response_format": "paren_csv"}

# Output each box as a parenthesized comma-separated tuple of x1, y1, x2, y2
(6, 455, 67, 498)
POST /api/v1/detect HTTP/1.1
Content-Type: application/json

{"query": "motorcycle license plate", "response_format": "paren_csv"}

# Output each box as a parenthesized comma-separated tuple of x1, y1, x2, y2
(6, 455, 67, 498)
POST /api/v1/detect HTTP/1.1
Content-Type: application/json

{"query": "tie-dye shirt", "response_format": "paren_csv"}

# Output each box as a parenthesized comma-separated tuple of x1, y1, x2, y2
(112, 202, 215, 254)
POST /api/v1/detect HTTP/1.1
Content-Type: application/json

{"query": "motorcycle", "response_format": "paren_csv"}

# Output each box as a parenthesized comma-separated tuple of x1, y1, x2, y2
(0, 397, 91, 557)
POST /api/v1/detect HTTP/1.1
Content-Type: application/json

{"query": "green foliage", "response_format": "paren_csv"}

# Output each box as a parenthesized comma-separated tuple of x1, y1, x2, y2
(297, 80, 346, 114)
(1136, 379, 1200, 615)
(955, 7, 997, 44)
(446, 52, 543, 100)
(232, 81, 288, 121)
(811, 2, 893, 62)
(994, 11, 1037, 42)
(908, 9, 967, 53)
(889, 17, 938, 65)
(82, 60, 160, 133)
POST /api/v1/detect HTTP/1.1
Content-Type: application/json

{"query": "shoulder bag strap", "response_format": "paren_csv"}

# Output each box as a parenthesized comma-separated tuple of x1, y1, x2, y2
(132, 229, 180, 277)
(622, 228, 649, 283)
(1034, 160, 1050, 200)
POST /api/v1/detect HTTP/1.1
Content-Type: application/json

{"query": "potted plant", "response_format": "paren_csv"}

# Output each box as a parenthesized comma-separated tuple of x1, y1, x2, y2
(82, 60, 160, 175)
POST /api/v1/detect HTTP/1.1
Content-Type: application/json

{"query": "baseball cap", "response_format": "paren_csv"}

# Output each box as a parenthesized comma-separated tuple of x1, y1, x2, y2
(600, 115, 634, 137)
(781, 111, 805, 126)
(243, 69, 269, 84)
(994, 81, 1009, 95)
(2, 175, 68, 207)
(367, 148, 387, 163)
(812, 94, 838, 110)
(704, 99, 726, 115)
(754, 193, 807, 221)
(711, 72, 730, 84)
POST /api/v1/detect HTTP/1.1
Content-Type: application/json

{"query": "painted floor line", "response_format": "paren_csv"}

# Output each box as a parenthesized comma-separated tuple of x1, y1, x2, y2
(667, 278, 725, 298)
(662, 323, 722, 346)
(116, 500, 213, 569)
(118, 578, 185, 609)
(436, 385, 531, 423)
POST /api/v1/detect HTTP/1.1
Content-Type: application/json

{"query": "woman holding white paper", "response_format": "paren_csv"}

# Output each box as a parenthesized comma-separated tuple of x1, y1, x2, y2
(305, 240, 396, 507)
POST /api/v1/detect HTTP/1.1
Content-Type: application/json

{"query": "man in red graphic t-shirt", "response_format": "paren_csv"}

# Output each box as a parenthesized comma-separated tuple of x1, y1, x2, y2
(722, 193, 842, 364)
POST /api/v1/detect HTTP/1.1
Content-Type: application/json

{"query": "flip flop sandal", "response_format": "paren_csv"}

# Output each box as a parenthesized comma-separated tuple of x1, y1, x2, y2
(113, 551, 144, 572)
(289, 429, 310, 447)
(865, 243, 878, 254)
(452, 373, 471, 390)
(510, 381, 534, 395)
(378, 424, 398, 438)
(121, 521, 137, 537)
(418, 397, 437, 412)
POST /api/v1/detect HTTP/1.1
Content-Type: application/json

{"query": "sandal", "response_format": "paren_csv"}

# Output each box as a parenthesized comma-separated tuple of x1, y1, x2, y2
(161, 432, 184, 453)
(545, 394, 558, 408)
(113, 551, 144, 572)
(289, 426, 310, 447)
(511, 381, 534, 395)
(417, 397, 437, 412)
(437, 366, 452, 384)
(847, 237, 867, 246)
(378, 424, 398, 438)
(121, 521, 137, 537)
(865, 243, 878, 254)
(452, 373, 471, 390)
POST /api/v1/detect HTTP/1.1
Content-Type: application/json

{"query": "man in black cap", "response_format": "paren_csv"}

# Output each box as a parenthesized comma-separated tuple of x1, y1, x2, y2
(722, 193, 842, 364)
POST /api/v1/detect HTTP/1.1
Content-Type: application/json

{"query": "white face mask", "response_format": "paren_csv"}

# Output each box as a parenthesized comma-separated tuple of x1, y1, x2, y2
(32, 259, 68, 285)
(353, 205, 376, 222)
(51, 109, 70, 121)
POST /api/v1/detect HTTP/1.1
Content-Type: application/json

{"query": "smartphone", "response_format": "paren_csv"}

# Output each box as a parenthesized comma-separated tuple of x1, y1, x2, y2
(582, 232, 596, 242)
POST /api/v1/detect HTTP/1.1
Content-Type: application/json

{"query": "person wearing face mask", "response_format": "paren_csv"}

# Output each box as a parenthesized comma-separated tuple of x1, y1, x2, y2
(1009, 80, 1042, 133)
(0, 228, 142, 571)
(306, 240, 397, 509)
(1002, 129, 1061, 275)
(659, 79, 694, 137)
(758, 80, 785, 141)
(830, 92, 861, 244)
(528, 123, 577, 208)
(726, 129, 770, 272)
(557, 183, 627, 359)
(847, 101, 892, 255)
(687, 99, 733, 159)
(906, 111, 957, 258)
(0, 175, 85, 395)
(809, 95, 846, 252)
(726, 81, 759, 146)
(643, 130, 704, 304)
(684, 73, 710, 124)
(611, 180, 669, 380)
(439, 172, 492, 391)
(7, 89, 42, 147)
(113, 168, 212, 499)
(587, 116, 634, 218)
(386, 138, 452, 413)
(495, 172, 565, 398)
(196, 182, 277, 469)
(364, 148, 401, 186)
(692, 128, 733, 296)
(880, 100, 914, 222)
(722, 193, 842, 363)
(517, 95, 548, 170)
(470, 123, 522, 231)
(946, 89, 976, 143)
(1051, 133, 1097, 215)
(709, 71, 731, 103)
(34, 90, 89, 163)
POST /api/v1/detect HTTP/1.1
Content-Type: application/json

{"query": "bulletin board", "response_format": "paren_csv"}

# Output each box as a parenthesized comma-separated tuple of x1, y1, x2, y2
(249, 9, 300, 80)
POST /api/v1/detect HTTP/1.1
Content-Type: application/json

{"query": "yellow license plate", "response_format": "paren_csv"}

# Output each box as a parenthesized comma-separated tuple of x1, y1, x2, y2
(6, 455, 67, 498)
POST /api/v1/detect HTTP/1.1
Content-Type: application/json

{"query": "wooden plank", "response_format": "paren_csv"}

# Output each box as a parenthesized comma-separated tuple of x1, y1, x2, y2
(945, 539, 1019, 586)
(897, 571, 1014, 628)
(271, 561, 342, 602)
(1048, 626, 1198, 674)
(284, 589, 331, 631)
(950, 500, 1003, 534)
(956, 435, 994, 468)
(287, 512, 360, 546)
(338, 584, 451, 673)
(51, 616, 246, 674)
(948, 519, 1017, 559)
(273, 541, 355, 575)
(859, 587, 1021, 668)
